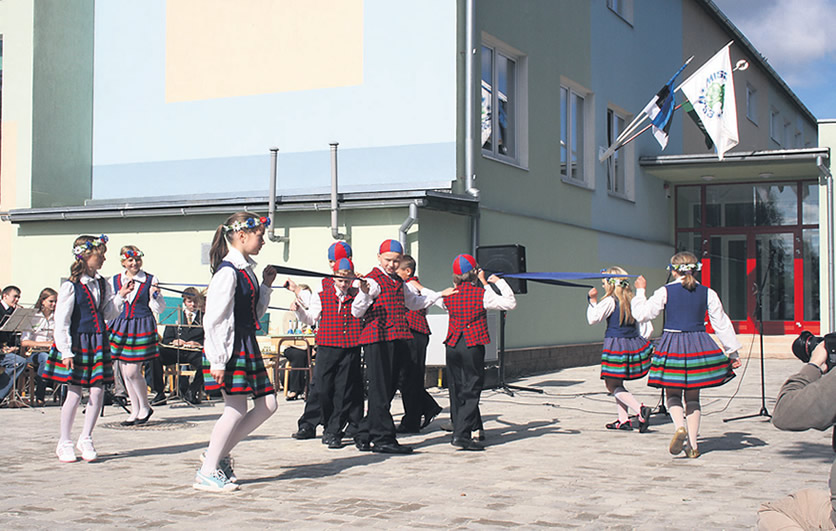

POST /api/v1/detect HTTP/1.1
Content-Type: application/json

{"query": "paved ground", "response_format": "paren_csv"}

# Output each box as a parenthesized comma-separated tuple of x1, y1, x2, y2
(1, 357, 832, 530)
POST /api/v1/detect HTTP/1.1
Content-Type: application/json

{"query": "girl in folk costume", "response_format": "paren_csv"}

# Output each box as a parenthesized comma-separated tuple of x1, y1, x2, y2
(109, 245, 165, 426)
(587, 267, 654, 432)
(292, 257, 364, 449)
(42, 235, 133, 462)
(439, 254, 516, 451)
(631, 252, 741, 458)
(195, 212, 278, 492)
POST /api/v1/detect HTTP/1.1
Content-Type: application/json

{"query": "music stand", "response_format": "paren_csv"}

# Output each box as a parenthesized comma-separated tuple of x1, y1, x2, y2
(160, 308, 203, 408)
(0, 308, 37, 408)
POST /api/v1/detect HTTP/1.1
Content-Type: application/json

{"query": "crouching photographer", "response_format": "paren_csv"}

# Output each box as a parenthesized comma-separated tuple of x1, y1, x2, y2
(758, 332, 836, 530)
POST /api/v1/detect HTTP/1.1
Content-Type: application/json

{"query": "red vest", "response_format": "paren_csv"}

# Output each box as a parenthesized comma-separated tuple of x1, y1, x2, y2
(359, 267, 411, 344)
(315, 286, 363, 348)
(443, 282, 490, 347)
(405, 276, 431, 335)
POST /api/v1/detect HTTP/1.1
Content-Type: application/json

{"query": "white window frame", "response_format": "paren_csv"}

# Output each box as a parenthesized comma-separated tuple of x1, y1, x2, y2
(480, 34, 529, 169)
(770, 108, 781, 144)
(607, 0, 634, 25)
(606, 106, 634, 200)
(746, 83, 757, 124)
(560, 78, 594, 189)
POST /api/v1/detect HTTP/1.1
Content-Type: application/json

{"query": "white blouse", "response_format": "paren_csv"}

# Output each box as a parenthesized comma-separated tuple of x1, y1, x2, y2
(586, 296, 654, 339)
(21, 311, 55, 344)
(113, 270, 166, 314)
(203, 248, 272, 370)
(54, 274, 126, 360)
(631, 278, 741, 357)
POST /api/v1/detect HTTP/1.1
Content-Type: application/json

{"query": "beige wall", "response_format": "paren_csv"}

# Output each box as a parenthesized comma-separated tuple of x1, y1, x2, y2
(818, 121, 836, 334)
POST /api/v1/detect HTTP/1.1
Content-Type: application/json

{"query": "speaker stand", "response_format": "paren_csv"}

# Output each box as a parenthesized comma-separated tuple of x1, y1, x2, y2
(494, 311, 543, 396)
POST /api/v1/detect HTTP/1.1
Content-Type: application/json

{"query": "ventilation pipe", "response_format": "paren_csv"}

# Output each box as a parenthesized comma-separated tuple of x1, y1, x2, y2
(330, 143, 346, 240)
(464, 0, 479, 200)
(267, 147, 289, 243)
(818, 155, 834, 333)
(398, 200, 420, 249)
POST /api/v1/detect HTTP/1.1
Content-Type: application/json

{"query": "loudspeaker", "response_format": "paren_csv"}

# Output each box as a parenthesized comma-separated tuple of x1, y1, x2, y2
(476, 244, 527, 294)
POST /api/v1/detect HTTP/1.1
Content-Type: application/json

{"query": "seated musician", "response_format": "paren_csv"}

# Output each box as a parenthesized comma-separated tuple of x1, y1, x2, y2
(158, 287, 205, 404)
(0, 285, 26, 403)
(19, 288, 57, 405)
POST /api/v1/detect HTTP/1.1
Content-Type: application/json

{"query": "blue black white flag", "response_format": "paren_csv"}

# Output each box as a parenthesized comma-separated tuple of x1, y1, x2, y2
(642, 60, 690, 149)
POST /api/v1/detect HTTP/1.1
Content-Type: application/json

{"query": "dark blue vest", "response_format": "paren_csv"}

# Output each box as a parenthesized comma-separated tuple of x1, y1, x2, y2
(604, 299, 639, 338)
(70, 279, 107, 336)
(113, 274, 155, 319)
(216, 261, 260, 332)
(664, 283, 708, 332)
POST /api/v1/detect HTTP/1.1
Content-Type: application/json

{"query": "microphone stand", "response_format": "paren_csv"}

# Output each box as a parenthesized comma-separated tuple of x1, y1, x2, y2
(724, 248, 774, 422)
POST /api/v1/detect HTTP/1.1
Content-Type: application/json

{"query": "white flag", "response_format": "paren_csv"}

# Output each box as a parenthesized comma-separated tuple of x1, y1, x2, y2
(679, 43, 739, 160)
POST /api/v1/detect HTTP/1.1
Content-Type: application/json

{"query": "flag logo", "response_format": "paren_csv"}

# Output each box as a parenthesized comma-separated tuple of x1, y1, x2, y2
(695, 71, 729, 119)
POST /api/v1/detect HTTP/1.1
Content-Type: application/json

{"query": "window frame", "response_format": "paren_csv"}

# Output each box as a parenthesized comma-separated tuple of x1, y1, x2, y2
(480, 34, 529, 169)
(560, 79, 594, 189)
(607, 0, 634, 25)
(745, 83, 757, 125)
(770, 108, 781, 145)
(606, 106, 635, 200)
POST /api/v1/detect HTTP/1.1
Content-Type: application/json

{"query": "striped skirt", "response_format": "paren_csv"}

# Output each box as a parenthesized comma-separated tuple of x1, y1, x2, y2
(600, 336, 653, 380)
(203, 332, 274, 398)
(109, 315, 159, 363)
(41, 333, 114, 388)
(648, 331, 735, 389)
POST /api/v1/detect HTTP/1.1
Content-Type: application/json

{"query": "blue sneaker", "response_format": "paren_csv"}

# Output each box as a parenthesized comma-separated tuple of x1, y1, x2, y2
(193, 469, 239, 492)
(200, 451, 237, 483)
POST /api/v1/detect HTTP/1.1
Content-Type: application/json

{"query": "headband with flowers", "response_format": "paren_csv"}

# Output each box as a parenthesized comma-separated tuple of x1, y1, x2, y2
(73, 235, 109, 259)
(224, 216, 271, 233)
(667, 262, 702, 274)
(606, 278, 631, 288)
(120, 249, 144, 261)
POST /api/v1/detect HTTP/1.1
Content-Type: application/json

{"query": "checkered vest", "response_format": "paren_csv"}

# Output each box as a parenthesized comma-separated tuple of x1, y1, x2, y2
(216, 261, 260, 333)
(359, 267, 412, 344)
(113, 273, 155, 319)
(405, 276, 431, 335)
(443, 282, 490, 347)
(315, 286, 363, 347)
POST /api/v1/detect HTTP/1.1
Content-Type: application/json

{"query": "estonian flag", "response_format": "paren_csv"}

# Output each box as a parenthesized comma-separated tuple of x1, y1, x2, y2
(642, 61, 689, 149)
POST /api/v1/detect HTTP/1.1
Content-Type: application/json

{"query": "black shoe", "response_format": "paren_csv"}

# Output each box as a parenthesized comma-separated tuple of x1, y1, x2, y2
(321, 432, 337, 446)
(120, 418, 137, 427)
(185, 389, 202, 405)
(292, 425, 316, 440)
(638, 405, 652, 433)
(396, 423, 420, 434)
(135, 408, 154, 425)
(372, 442, 413, 454)
(451, 437, 484, 451)
(439, 420, 454, 432)
(354, 437, 372, 452)
(328, 436, 343, 449)
(421, 404, 443, 429)
(151, 393, 167, 406)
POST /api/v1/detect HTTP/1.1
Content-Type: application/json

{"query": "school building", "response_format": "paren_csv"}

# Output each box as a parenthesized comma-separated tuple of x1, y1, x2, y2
(0, 0, 831, 375)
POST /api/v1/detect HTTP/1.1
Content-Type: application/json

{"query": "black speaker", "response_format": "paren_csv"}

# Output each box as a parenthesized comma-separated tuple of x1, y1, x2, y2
(476, 244, 527, 294)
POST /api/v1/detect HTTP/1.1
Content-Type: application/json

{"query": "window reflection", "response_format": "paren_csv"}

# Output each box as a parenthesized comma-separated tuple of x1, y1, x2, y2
(804, 229, 820, 321)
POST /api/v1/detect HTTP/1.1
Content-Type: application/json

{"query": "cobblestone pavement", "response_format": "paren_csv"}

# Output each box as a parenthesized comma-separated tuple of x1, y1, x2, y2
(1, 358, 831, 529)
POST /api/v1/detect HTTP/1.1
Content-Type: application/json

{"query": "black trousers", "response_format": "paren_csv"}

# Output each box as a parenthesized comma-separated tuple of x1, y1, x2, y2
(445, 336, 485, 440)
(358, 339, 410, 445)
(146, 347, 205, 395)
(398, 331, 440, 430)
(297, 351, 322, 431)
(315, 346, 363, 437)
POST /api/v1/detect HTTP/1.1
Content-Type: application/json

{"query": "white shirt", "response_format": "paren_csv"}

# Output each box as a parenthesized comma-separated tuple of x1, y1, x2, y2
(631, 278, 741, 357)
(113, 270, 166, 314)
(586, 296, 654, 339)
(435, 278, 518, 312)
(21, 311, 55, 344)
(351, 266, 443, 318)
(54, 274, 126, 360)
(203, 248, 272, 370)
(296, 283, 358, 326)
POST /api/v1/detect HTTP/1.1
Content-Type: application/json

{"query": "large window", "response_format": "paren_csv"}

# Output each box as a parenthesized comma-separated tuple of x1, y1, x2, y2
(481, 38, 526, 165)
(560, 84, 587, 183)
(606, 108, 626, 195)
(770, 109, 781, 144)
(746, 84, 757, 124)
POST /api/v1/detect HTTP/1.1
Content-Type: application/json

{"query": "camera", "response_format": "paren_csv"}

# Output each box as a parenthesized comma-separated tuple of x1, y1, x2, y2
(792, 331, 836, 372)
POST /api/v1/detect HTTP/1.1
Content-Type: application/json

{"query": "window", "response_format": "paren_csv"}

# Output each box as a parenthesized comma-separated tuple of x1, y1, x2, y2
(561, 84, 587, 183)
(784, 120, 792, 148)
(770, 109, 781, 144)
(746, 84, 757, 124)
(481, 38, 527, 165)
(606, 109, 626, 194)
(607, 0, 634, 24)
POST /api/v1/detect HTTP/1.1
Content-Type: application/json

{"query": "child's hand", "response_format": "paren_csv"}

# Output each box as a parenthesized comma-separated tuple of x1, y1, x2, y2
(441, 286, 458, 297)
(210, 369, 225, 384)
(588, 287, 598, 303)
(263, 266, 277, 286)
(118, 279, 135, 298)
(634, 275, 647, 290)
(730, 358, 742, 369)
(63, 357, 74, 370)
(359, 278, 370, 294)
(487, 274, 500, 284)
(478, 269, 487, 284)
(289, 300, 298, 312)
(285, 278, 299, 293)
(150, 285, 160, 298)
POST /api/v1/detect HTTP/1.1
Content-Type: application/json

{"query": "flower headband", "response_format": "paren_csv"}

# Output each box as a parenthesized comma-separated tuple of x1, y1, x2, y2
(73, 235, 109, 259)
(224, 216, 271, 233)
(121, 249, 144, 261)
(600, 269, 630, 288)
(667, 262, 701, 274)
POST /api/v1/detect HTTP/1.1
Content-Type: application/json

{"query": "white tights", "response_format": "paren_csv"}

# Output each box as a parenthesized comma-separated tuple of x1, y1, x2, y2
(605, 378, 645, 423)
(121, 362, 151, 420)
(666, 389, 701, 449)
(59, 384, 104, 443)
(200, 393, 278, 475)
